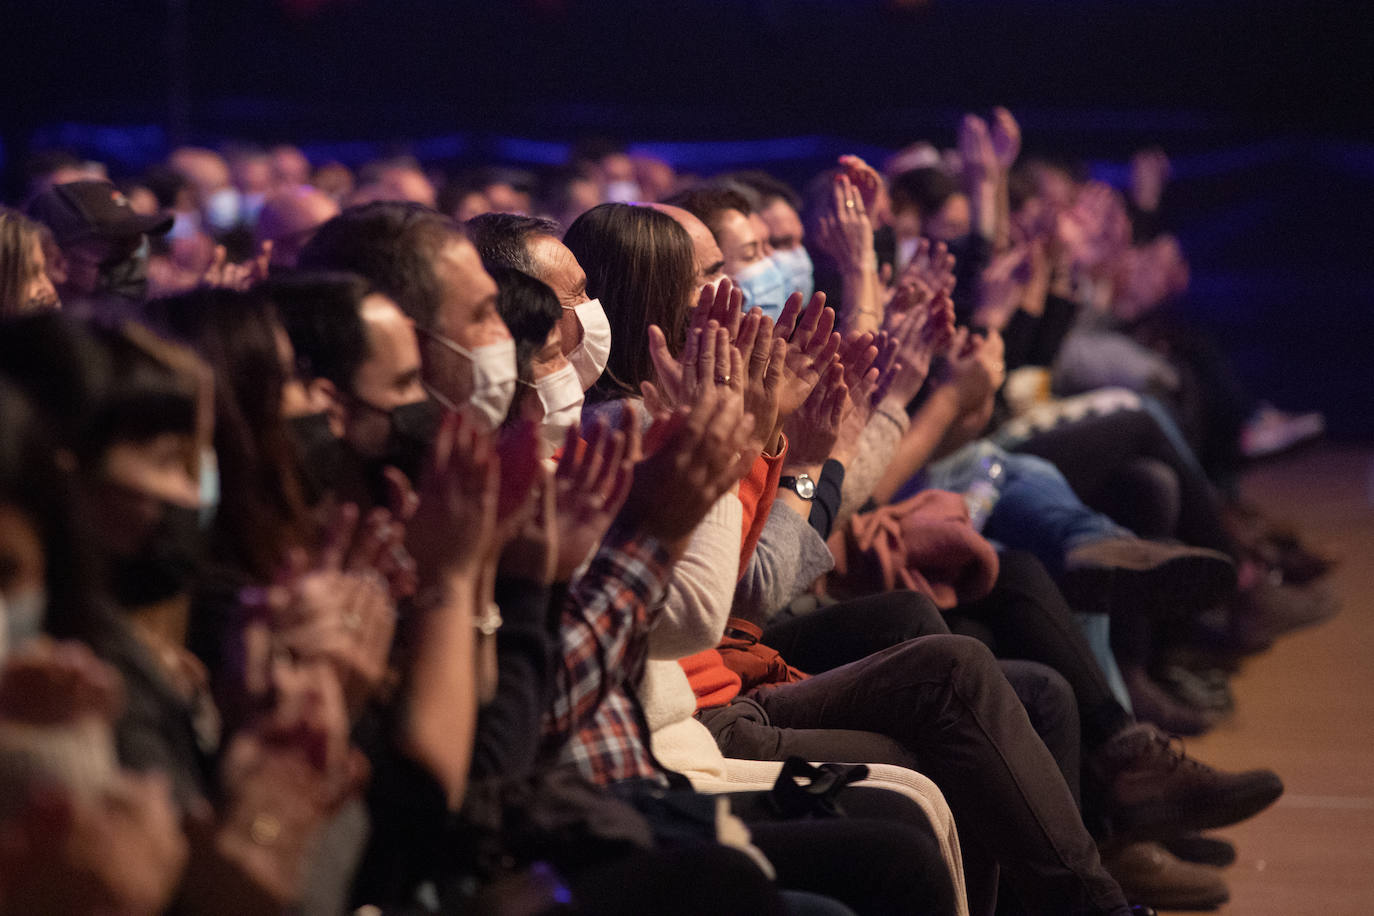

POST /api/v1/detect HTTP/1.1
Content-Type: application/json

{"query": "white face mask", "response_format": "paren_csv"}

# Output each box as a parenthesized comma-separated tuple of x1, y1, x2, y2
(0, 587, 47, 660)
(419, 328, 518, 431)
(525, 362, 586, 457)
(564, 298, 612, 390)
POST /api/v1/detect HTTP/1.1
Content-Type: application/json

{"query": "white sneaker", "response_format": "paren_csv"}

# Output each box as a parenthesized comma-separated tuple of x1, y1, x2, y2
(1240, 404, 1325, 459)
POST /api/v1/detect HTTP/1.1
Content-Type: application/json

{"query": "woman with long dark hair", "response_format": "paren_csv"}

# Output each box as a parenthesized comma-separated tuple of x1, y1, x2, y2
(564, 202, 698, 404)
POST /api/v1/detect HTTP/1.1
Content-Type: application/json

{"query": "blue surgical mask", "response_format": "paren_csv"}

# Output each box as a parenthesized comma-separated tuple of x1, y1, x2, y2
(240, 191, 266, 227)
(731, 257, 788, 320)
(204, 187, 243, 232)
(770, 246, 815, 303)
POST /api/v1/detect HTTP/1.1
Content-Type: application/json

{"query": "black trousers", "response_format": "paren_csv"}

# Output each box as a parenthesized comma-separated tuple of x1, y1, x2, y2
(703, 593, 1126, 915)
(945, 551, 1133, 750)
(1010, 405, 1233, 555)
(735, 786, 959, 915)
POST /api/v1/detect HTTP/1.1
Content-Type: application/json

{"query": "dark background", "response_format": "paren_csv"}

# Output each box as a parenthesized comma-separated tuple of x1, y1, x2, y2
(3, 0, 1372, 438)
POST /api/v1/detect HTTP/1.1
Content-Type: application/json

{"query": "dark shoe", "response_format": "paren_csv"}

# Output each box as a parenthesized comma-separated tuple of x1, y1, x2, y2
(1220, 499, 1336, 586)
(1062, 538, 1237, 621)
(1260, 529, 1336, 585)
(1102, 841, 1229, 910)
(1092, 722, 1283, 840)
(1160, 832, 1237, 868)
(1228, 579, 1340, 652)
(1123, 667, 1218, 737)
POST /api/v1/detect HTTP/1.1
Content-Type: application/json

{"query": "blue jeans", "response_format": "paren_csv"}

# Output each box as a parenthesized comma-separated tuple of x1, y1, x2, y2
(918, 441, 1131, 578)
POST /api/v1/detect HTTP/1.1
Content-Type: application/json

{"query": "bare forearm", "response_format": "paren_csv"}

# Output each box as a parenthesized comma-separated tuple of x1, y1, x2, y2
(401, 570, 480, 808)
(993, 172, 1012, 252)
(841, 263, 881, 336)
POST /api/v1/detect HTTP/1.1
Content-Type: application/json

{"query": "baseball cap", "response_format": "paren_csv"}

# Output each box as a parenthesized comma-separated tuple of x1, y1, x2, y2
(27, 180, 174, 248)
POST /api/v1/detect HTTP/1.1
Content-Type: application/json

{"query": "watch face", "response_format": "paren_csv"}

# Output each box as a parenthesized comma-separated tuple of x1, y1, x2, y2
(794, 474, 816, 499)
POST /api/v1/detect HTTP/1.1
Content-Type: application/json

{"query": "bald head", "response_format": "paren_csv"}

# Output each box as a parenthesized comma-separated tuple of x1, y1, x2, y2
(348, 165, 437, 209)
(650, 202, 724, 291)
(168, 147, 231, 197)
(270, 145, 312, 189)
(255, 186, 341, 268)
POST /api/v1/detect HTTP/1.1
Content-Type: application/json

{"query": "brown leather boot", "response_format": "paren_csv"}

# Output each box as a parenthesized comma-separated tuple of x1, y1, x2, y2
(1102, 840, 1229, 910)
(1092, 722, 1283, 840)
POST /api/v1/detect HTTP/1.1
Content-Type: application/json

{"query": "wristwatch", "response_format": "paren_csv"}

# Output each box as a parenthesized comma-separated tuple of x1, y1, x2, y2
(779, 473, 816, 501)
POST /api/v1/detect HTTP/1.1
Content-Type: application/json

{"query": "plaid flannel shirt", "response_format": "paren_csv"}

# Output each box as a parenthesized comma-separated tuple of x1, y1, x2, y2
(541, 527, 672, 786)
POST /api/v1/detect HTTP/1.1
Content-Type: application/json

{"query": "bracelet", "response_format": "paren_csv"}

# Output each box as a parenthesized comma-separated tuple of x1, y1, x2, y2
(875, 404, 908, 431)
(475, 601, 503, 636)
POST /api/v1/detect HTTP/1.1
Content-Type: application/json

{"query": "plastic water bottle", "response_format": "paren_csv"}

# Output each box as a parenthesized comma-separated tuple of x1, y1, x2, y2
(964, 455, 1005, 532)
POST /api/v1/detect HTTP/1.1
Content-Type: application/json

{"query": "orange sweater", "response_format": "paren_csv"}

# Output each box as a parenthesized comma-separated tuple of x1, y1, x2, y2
(680, 648, 742, 710)
(736, 440, 787, 577)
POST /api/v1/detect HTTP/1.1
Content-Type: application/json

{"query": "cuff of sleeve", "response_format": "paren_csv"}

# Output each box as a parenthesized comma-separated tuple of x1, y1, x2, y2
(494, 577, 553, 631)
(807, 459, 846, 540)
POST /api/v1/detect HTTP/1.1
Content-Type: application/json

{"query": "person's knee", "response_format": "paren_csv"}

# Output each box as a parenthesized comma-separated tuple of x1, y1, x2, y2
(927, 633, 1001, 679)
(990, 549, 1058, 601)
(1000, 660, 1078, 739)
(1101, 456, 1181, 538)
(860, 589, 947, 639)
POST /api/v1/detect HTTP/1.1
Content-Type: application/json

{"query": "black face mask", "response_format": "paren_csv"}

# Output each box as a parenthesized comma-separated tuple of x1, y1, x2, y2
(98, 238, 150, 303)
(109, 502, 204, 608)
(287, 399, 441, 509)
(370, 398, 442, 486)
(287, 411, 349, 505)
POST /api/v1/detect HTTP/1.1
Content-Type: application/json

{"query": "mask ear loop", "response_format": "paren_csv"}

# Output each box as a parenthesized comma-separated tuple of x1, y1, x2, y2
(421, 381, 461, 414)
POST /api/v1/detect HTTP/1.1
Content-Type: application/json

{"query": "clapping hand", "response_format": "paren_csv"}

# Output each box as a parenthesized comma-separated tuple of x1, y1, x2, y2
(0, 639, 124, 727)
(644, 318, 738, 413)
(837, 154, 889, 225)
(550, 412, 639, 580)
(200, 241, 273, 291)
(772, 291, 842, 422)
(989, 107, 1022, 172)
(937, 327, 1006, 416)
(405, 409, 500, 586)
(815, 173, 875, 278)
(643, 277, 747, 413)
(958, 114, 998, 185)
(973, 244, 1033, 331)
(212, 658, 366, 902)
(784, 359, 847, 467)
(733, 309, 787, 452)
(620, 386, 758, 546)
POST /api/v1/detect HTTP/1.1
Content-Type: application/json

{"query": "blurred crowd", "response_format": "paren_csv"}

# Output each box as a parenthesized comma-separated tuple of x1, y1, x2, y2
(0, 108, 1336, 915)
